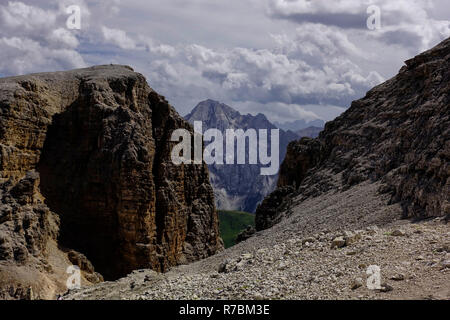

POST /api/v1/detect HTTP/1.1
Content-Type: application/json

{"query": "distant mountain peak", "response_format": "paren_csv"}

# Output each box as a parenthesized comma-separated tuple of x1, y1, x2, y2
(185, 100, 304, 213)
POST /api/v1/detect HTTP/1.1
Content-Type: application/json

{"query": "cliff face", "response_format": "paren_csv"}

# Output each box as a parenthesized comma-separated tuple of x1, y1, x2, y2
(0, 65, 222, 296)
(185, 100, 300, 213)
(256, 37, 450, 231)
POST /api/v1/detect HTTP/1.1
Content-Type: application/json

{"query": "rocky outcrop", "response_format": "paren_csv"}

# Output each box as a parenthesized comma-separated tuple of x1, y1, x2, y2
(0, 65, 222, 297)
(256, 37, 450, 230)
(0, 170, 102, 299)
(185, 100, 300, 213)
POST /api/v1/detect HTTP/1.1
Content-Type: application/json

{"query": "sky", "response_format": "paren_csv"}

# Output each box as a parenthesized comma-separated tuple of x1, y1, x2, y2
(0, 0, 449, 123)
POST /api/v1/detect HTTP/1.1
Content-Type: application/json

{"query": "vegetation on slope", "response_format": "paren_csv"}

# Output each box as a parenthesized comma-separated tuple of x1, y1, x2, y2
(218, 210, 255, 248)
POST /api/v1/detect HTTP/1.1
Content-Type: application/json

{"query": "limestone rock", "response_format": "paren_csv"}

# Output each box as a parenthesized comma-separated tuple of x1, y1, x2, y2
(351, 278, 363, 290)
(391, 229, 406, 237)
(0, 65, 223, 298)
(343, 231, 361, 246)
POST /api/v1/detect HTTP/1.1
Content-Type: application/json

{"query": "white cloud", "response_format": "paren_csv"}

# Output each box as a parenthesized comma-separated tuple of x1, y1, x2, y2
(136, 24, 384, 118)
(101, 26, 136, 50)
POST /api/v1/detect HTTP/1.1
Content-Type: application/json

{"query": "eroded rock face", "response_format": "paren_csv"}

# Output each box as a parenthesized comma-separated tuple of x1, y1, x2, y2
(0, 66, 222, 289)
(256, 37, 450, 230)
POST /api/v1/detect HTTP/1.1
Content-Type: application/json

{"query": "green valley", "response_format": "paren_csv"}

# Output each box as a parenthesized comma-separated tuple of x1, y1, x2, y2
(218, 210, 255, 248)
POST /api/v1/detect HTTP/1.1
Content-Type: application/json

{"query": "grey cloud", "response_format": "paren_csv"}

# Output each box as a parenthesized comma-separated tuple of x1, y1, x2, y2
(267, 0, 450, 52)
(1, 0, 449, 123)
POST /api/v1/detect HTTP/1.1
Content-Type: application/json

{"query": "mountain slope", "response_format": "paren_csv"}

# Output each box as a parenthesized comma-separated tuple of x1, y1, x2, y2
(185, 100, 299, 212)
(218, 210, 254, 248)
(64, 181, 450, 300)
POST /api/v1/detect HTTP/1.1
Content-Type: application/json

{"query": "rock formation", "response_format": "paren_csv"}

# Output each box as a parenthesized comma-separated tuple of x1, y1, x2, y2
(0, 65, 222, 298)
(185, 100, 300, 212)
(256, 37, 450, 231)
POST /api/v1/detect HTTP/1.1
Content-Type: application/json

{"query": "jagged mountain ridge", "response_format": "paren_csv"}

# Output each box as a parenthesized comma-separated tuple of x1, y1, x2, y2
(256, 37, 450, 231)
(0, 65, 222, 299)
(185, 99, 300, 213)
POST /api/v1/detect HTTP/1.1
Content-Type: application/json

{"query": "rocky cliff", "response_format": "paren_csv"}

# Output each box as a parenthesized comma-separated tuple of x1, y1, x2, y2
(0, 65, 222, 298)
(185, 100, 300, 212)
(256, 37, 450, 231)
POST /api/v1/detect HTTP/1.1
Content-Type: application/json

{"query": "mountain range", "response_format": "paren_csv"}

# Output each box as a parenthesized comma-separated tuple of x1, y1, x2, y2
(185, 100, 321, 212)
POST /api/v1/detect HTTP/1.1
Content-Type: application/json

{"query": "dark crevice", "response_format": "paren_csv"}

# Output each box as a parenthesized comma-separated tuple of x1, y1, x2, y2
(37, 96, 121, 280)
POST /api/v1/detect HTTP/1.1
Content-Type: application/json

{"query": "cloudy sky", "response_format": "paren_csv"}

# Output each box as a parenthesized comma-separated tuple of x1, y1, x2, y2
(1, 0, 449, 123)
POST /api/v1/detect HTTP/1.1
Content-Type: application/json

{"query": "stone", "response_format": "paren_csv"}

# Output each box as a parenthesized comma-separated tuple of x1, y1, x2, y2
(343, 231, 361, 246)
(366, 226, 380, 235)
(331, 236, 346, 249)
(379, 283, 394, 293)
(253, 293, 264, 300)
(302, 237, 316, 245)
(436, 243, 450, 253)
(241, 253, 253, 260)
(277, 262, 288, 271)
(218, 259, 232, 273)
(442, 260, 450, 269)
(235, 259, 247, 271)
(391, 229, 405, 237)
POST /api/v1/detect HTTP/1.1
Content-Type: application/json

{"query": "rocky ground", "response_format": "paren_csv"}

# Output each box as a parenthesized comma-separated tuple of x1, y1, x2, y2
(65, 181, 450, 300)
(0, 65, 222, 298)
